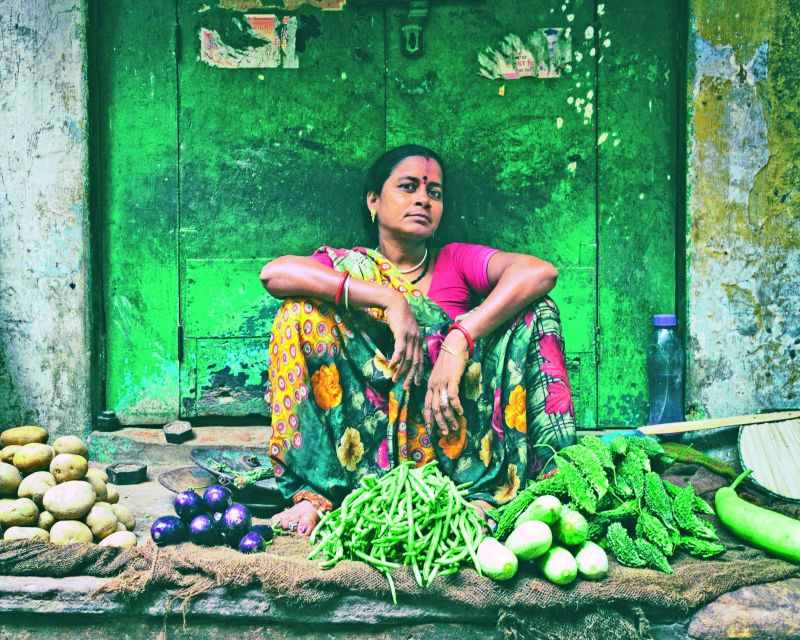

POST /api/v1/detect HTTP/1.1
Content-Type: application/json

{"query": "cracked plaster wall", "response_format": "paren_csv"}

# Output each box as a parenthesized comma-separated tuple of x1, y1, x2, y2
(0, 0, 91, 438)
(687, 0, 800, 416)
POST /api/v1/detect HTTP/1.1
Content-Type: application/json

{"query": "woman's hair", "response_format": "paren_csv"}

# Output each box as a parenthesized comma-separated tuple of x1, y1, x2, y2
(361, 144, 446, 245)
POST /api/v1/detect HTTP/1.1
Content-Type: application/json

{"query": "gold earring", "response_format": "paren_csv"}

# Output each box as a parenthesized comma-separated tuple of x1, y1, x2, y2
(370, 209, 377, 223)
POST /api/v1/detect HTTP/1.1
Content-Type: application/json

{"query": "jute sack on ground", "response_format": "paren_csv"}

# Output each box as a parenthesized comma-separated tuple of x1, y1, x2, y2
(0, 464, 797, 640)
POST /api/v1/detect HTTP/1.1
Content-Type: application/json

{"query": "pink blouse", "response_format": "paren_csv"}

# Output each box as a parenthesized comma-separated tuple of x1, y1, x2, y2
(309, 243, 499, 319)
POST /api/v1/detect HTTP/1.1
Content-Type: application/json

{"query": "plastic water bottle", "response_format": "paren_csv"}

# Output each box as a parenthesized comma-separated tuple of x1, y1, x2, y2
(647, 314, 684, 425)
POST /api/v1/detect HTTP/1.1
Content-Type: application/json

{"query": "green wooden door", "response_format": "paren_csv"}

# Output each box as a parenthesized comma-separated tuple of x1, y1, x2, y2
(97, 0, 680, 428)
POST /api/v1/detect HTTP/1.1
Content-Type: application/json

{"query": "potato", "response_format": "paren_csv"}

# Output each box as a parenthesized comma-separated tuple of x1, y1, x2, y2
(0, 445, 21, 464)
(83, 468, 108, 501)
(17, 471, 57, 506)
(105, 484, 119, 504)
(99, 531, 137, 549)
(116, 522, 127, 532)
(52, 435, 89, 459)
(13, 443, 55, 474)
(4, 526, 49, 542)
(0, 462, 23, 497)
(50, 520, 93, 544)
(42, 480, 96, 520)
(112, 504, 136, 531)
(38, 510, 56, 531)
(88, 466, 108, 484)
(1, 426, 49, 447)
(0, 498, 39, 527)
(86, 504, 118, 540)
(50, 453, 88, 483)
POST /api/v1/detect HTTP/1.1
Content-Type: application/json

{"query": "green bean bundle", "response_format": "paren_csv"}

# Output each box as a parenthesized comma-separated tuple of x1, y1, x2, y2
(308, 461, 486, 604)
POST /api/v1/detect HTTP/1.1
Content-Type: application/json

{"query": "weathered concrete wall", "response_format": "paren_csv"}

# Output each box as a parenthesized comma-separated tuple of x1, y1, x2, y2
(686, 0, 800, 417)
(0, 0, 92, 439)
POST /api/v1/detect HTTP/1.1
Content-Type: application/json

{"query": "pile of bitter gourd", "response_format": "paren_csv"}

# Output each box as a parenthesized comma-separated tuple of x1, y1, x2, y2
(308, 461, 485, 603)
(491, 435, 726, 574)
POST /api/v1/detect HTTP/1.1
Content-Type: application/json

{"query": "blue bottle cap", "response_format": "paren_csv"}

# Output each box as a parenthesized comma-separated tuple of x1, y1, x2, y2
(652, 314, 677, 327)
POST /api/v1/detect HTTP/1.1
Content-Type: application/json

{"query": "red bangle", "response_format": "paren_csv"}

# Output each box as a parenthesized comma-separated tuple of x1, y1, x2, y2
(448, 322, 475, 358)
(334, 271, 350, 306)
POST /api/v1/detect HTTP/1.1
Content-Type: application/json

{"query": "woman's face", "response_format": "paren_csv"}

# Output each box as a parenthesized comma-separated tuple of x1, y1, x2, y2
(368, 155, 444, 243)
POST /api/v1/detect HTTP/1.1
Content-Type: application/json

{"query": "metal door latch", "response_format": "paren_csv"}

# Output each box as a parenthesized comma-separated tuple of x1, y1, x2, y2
(401, 0, 429, 58)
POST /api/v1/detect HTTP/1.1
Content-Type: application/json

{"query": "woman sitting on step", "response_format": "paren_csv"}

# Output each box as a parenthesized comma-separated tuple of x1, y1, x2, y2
(259, 144, 576, 536)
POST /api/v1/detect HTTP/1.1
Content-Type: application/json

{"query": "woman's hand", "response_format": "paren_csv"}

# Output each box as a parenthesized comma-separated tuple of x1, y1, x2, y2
(423, 333, 469, 436)
(383, 292, 425, 390)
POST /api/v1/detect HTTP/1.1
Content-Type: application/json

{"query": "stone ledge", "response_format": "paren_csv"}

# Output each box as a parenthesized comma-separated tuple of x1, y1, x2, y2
(88, 426, 271, 467)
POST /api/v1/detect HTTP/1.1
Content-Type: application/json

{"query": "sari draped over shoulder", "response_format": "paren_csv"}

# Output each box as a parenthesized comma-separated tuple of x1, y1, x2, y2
(265, 246, 576, 509)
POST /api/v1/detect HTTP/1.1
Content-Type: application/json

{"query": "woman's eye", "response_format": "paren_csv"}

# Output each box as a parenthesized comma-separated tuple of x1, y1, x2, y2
(400, 183, 415, 191)
(429, 189, 442, 199)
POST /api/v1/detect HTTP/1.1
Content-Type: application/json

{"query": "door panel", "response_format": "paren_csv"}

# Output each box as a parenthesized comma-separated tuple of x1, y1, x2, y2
(385, 0, 599, 427)
(176, 2, 386, 416)
(97, 2, 180, 425)
(597, 1, 681, 427)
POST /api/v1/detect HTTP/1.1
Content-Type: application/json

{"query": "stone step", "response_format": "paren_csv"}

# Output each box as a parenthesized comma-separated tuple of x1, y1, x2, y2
(87, 425, 271, 467)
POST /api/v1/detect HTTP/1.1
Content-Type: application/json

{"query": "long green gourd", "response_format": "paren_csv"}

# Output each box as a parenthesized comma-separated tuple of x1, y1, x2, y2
(714, 469, 800, 564)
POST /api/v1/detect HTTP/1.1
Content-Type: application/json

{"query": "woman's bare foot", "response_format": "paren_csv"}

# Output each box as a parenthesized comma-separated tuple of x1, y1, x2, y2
(270, 500, 320, 537)
(469, 499, 497, 533)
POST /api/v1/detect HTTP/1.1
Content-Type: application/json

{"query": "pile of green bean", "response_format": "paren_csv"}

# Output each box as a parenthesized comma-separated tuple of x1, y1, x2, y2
(308, 461, 486, 604)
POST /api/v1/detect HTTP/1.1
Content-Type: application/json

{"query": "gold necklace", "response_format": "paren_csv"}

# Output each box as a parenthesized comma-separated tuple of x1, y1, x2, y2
(396, 248, 428, 274)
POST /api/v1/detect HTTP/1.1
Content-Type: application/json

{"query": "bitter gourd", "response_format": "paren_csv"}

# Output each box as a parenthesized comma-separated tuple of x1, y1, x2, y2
(644, 471, 678, 530)
(634, 538, 674, 574)
(556, 456, 598, 514)
(636, 509, 675, 556)
(597, 499, 639, 520)
(626, 435, 666, 460)
(678, 535, 726, 558)
(579, 435, 615, 470)
(663, 479, 715, 515)
(619, 448, 649, 499)
(673, 484, 719, 540)
(606, 522, 645, 567)
(609, 436, 629, 457)
(559, 444, 609, 499)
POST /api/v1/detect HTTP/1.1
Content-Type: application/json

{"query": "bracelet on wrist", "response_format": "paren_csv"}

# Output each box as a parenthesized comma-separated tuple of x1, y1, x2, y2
(334, 271, 351, 307)
(440, 342, 469, 365)
(448, 322, 475, 358)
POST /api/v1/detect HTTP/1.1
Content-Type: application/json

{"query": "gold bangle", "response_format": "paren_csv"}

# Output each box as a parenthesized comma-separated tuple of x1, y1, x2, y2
(440, 342, 469, 365)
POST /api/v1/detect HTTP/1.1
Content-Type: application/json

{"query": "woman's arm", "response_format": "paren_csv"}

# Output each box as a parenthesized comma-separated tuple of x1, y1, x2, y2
(260, 256, 425, 387)
(454, 251, 558, 344)
(424, 252, 557, 434)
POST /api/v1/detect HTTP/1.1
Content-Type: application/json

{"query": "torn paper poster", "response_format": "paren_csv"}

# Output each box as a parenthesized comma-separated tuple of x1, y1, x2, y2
(478, 28, 572, 79)
(200, 15, 298, 68)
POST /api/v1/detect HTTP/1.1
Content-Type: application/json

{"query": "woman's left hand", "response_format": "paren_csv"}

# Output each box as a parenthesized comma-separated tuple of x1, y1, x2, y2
(423, 334, 469, 436)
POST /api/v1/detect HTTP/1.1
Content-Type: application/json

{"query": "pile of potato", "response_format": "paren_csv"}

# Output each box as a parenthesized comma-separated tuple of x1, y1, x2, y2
(0, 426, 137, 548)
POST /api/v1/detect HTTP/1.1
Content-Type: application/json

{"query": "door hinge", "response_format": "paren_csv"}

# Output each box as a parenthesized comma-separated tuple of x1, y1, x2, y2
(594, 326, 603, 364)
(178, 324, 184, 363)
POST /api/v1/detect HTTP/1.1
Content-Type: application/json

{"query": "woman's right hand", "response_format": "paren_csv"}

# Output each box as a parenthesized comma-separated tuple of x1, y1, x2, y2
(382, 292, 425, 390)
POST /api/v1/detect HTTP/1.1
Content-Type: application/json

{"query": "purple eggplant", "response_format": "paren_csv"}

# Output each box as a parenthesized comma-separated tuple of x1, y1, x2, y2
(211, 511, 224, 525)
(238, 531, 266, 554)
(173, 490, 205, 522)
(188, 514, 222, 546)
(249, 524, 274, 542)
(150, 515, 188, 546)
(220, 503, 252, 545)
(203, 484, 232, 513)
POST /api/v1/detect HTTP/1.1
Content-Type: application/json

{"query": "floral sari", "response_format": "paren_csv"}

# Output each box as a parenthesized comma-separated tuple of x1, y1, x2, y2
(265, 247, 576, 508)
